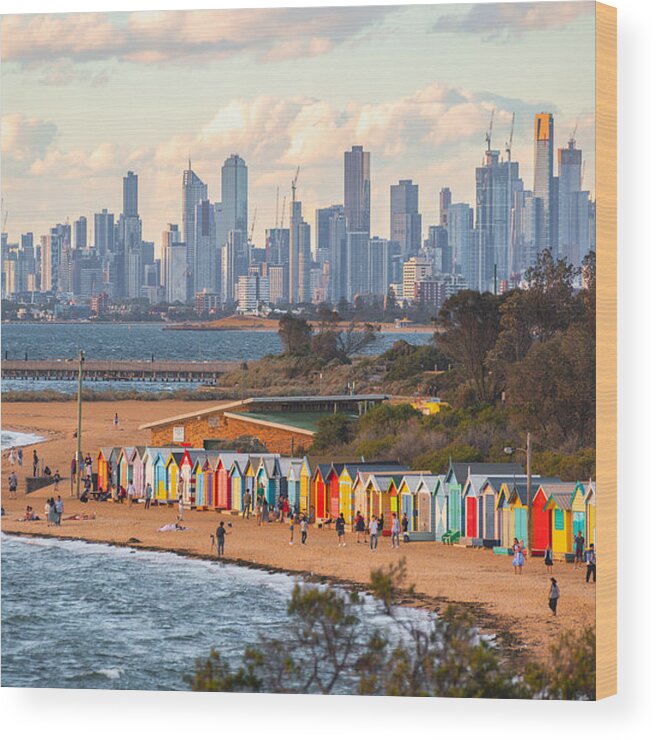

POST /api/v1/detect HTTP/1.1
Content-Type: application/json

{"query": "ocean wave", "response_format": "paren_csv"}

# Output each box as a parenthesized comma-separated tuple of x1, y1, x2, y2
(1, 430, 45, 450)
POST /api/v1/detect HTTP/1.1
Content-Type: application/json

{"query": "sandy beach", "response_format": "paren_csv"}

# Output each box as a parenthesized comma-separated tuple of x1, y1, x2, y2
(1, 399, 595, 664)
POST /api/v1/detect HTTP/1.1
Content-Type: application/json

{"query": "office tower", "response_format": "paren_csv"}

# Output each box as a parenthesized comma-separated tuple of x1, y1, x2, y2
(344, 146, 370, 234)
(390, 180, 422, 258)
(267, 264, 286, 305)
(426, 225, 450, 274)
(265, 227, 290, 266)
(94, 209, 115, 256)
(447, 203, 474, 274)
(123, 171, 138, 216)
(475, 149, 523, 283)
(369, 237, 390, 296)
(182, 164, 208, 298)
(217, 154, 248, 249)
(558, 136, 591, 265)
(462, 229, 494, 293)
(402, 256, 432, 302)
(167, 243, 188, 304)
(346, 231, 369, 301)
(316, 205, 343, 261)
(329, 210, 347, 303)
(221, 239, 236, 303)
(289, 200, 311, 304)
(118, 171, 142, 297)
(41, 223, 69, 294)
(533, 113, 557, 251)
(439, 187, 452, 227)
(510, 190, 541, 274)
(73, 216, 87, 249)
(194, 199, 218, 293)
(236, 273, 269, 313)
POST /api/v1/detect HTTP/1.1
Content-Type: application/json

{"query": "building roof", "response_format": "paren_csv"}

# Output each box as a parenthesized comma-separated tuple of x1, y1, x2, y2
(448, 462, 524, 484)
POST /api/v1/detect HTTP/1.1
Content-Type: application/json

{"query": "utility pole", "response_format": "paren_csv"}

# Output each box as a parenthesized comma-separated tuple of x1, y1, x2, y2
(526, 431, 532, 556)
(75, 349, 85, 499)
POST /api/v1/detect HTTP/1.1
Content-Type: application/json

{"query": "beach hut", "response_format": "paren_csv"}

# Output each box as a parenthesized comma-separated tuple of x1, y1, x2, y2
(381, 476, 404, 536)
(351, 471, 370, 525)
(244, 457, 260, 506)
(496, 482, 515, 548)
(116, 446, 136, 491)
(255, 455, 282, 507)
(127, 447, 147, 498)
(460, 475, 486, 544)
(192, 455, 210, 509)
(571, 482, 587, 545)
(228, 456, 251, 512)
(285, 460, 302, 514)
(312, 464, 334, 521)
(531, 483, 552, 553)
(542, 482, 578, 557)
(96, 447, 117, 493)
(298, 457, 312, 516)
(165, 451, 185, 503)
(150, 450, 170, 501)
(397, 475, 420, 529)
(585, 482, 596, 545)
(429, 475, 447, 540)
(400, 474, 436, 541)
(214, 452, 241, 510)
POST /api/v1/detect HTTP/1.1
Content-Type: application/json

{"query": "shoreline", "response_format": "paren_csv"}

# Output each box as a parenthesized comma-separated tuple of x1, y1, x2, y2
(1, 528, 524, 665)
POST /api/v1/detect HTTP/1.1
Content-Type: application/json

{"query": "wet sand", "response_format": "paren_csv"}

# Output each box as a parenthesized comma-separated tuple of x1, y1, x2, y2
(1, 399, 595, 663)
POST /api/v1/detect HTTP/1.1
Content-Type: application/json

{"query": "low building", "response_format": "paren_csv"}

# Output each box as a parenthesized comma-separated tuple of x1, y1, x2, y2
(139, 394, 388, 456)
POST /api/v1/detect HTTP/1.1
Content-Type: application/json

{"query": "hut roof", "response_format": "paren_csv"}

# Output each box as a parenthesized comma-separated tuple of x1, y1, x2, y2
(448, 462, 524, 485)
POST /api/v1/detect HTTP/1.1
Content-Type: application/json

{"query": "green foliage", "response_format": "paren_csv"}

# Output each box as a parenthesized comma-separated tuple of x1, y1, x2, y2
(278, 314, 312, 356)
(357, 403, 421, 436)
(187, 561, 595, 700)
(411, 443, 483, 474)
(311, 413, 354, 452)
(381, 340, 448, 381)
(356, 435, 396, 460)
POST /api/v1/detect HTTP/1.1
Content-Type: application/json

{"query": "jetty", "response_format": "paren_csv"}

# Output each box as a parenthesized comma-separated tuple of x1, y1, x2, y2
(1, 359, 241, 383)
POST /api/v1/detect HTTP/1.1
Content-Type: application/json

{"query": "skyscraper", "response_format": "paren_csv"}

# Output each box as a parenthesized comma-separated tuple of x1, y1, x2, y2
(289, 200, 311, 304)
(447, 203, 473, 274)
(182, 163, 208, 299)
(533, 113, 557, 251)
(344, 146, 370, 234)
(218, 155, 248, 249)
(73, 216, 87, 250)
(346, 231, 369, 301)
(390, 180, 422, 258)
(439, 187, 452, 228)
(316, 204, 343, 261)
(118, 171, 142, 297)
(369, 237, 390, 296)
(195, 199, 218, 294)
(329, 210, 347, 303)
(123, 171, 139, 217)
(558, 136, 591, 265)
(94, 209, 115, 256)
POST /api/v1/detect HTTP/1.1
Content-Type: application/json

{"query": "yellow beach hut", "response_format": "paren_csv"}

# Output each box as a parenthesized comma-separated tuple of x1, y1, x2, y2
(571, 482, 587, 545)
(585, 482, 596, 545)
(542, 482, 578, 557)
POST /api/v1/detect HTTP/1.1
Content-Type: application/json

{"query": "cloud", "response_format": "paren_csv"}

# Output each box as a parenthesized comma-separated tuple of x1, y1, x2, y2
(2, 8, 391, 67)
(433, 1, 593, 42)
(1, 113, 58, 173)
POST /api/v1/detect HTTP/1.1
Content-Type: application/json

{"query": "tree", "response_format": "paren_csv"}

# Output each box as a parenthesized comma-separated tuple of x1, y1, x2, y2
(311, 413, 354, 451)
(336, 321, 380, 359)
(278, 314, 312, 356)
(435, 291, 502, 404)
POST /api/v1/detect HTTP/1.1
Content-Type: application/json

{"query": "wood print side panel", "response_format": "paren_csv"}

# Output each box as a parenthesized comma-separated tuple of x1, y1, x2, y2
(595, 1, 617, 700)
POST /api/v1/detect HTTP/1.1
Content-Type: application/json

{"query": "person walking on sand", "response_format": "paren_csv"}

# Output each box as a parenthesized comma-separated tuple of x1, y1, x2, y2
(336, 512, 346, 547)
(177, 494, 184, 521)
(369, 516, 379, 551)
(300, 515, 308, 545)
(355, 511, 365, 544)
(8, 471, 18, 499)
(45, 498, 53, 526)
(574, 531, 585, 569)
(71, 455, 77, 486)
(32, 450, 39, 477)
(17, 448, 23, 467)
(215, 521, 229, 559)
(256, 497, 262, 527)
(401, 512, 409, 543)
(84, 453, 93, 481)
(127, 480, 136, 507)
(55, 495, 64, 526)
(113, 412, 119, 429)
(47, 498, 58, 527)
(243, 489, 251, 519)
(585, 543, 596, 584)
(144, 482, 153, 509)
(9, 448, 17, 466)
(289, 517, 295, 545)
(391, 512, 401, 549)
(53, 469, 61, 492)
(548, 577, 560, 616)
(544, 541, 554, 574)
(512, 538, 524, 575)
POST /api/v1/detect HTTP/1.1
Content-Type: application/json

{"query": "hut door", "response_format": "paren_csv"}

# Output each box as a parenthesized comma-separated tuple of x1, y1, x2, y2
(485, 494, 495, 539)
(466, 498, 477, 537)
(418, 492, 430, 532)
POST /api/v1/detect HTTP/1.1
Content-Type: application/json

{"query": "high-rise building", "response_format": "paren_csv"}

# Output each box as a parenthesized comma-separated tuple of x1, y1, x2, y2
(123, 171, 139, 217)
(195, 198, 218, 294)
(426, 225, 450, 274)
(533, 113, 557, 251)
(369, 237, 390, 296)
(265, 228, 290, 266)
(315, 205, 343, 261)
(463, 229, 493, 293)
(344, 146, 370, 234)
(73, 216, 87, 249)
(475, 149, 523, 282)
(447, 203, 473, 274)
(118, 171, 142, 298)
(182, 164, 208, 299)
(94, 209, 115, 256)
(346, 231, 369, 301)
(558, 136, 591, 265)
(390, 180, 422, 258)
(218, 154, 248, 249)
(329, 210, 347, 304)
(289, 200, 311, 304)
(439, 187, 452, 228)
(267, 264, 286, 305)
(402, 256, 432, 302)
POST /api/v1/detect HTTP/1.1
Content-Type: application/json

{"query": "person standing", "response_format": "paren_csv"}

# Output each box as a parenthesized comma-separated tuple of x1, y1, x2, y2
(255, 497, 262, 527)
(9, 448, 17, 466)
(401, 512, 409, 543)
(544, 541, 554, 574)
(512, 538, 524, 575)
(48, 498, 58, 527)
(574, 531, 585, 569)
(391, 512, 401, 549)
(113, 412, 119, 429)
(289, 517, 295, 545)
(127, 480, 136, 507)
(53, 469, 61, 492)
(548, 577, 560, 616)
(369, 516, 378, 551)
(45, 498, 53, 526)
(55, 495, 64, 526)
(215, 521, 229, 559)
(32, 450, 39, 477)
(585, 544, 596, 583)
(144, 482, 153, 509)
(336, 512, 346, 547)
(17, 448, 23, 467)
(84, 453, 93, 481)
(300, 515, 308, 545)
(70, 455, 77, 485)
(8, 471, 18, 499)
(355, 511, 365, 544)
(177, 494, 184, 521)
(243, 489, 251, 519)
(262, 498, 269, 524)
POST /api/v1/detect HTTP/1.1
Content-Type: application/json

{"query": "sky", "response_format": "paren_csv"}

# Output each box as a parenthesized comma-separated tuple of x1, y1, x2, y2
(0, 2, 596, 255)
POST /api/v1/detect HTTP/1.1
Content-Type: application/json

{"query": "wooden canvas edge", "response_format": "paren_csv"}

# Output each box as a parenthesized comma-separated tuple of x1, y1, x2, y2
(595, 0, 617, 700)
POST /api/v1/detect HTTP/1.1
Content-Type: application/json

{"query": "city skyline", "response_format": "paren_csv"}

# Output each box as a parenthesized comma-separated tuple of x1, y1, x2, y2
(1, 3, 596, 248)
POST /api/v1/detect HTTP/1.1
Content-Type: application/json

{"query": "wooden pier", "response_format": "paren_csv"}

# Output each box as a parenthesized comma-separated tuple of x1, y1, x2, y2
(1, 359, 242, 383)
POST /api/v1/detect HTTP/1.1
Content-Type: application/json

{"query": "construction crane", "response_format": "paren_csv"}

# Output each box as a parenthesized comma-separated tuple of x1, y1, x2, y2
(291, 166, 300, 203)
(248, 207, 257, 245)
(279, 196, 287, 229)
(485, 108, 495, 152)
(275, 187, 279, 231)
(569, 121, 578, 147)
(505, 112, 515, 163)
